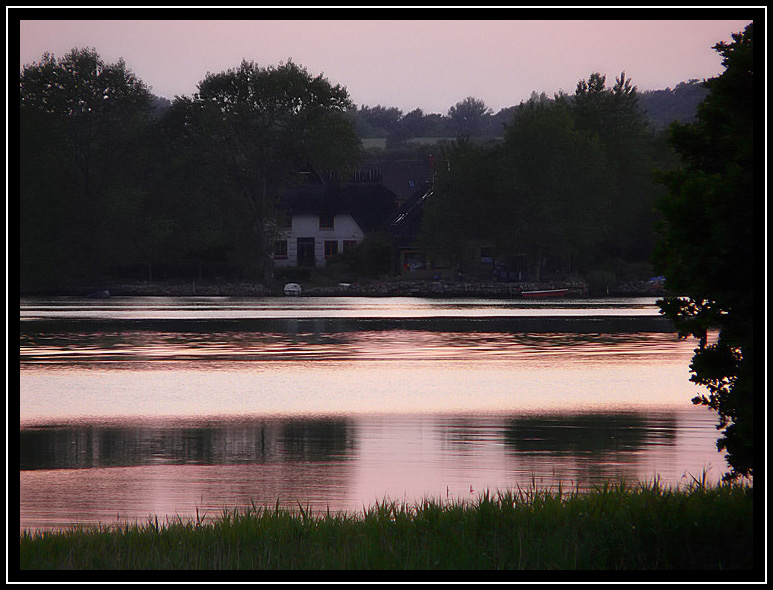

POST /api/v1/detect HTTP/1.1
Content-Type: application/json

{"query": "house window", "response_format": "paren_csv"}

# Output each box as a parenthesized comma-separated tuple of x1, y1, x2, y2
(273, 240, 288, 259)
(324, 240, 339, 259)
(319, 213, 334, 230)
(343, 240, 358, 253)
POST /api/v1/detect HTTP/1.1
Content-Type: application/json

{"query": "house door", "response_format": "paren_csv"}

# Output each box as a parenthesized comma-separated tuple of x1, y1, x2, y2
(297, 238, 316, 267)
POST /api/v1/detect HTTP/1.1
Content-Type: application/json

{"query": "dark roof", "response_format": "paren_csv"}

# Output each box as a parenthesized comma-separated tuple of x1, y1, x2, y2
(276, 159, 433, 233)
(355, 158, 434, 202)
(387, 182, 434, 246)
(340, 183, 400, 232)
(277, 173, 332, 214)
(277, 173, 399, 233)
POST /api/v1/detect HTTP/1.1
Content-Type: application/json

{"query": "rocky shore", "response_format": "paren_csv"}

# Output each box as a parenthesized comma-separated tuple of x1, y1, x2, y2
(304, 280, 580, 298)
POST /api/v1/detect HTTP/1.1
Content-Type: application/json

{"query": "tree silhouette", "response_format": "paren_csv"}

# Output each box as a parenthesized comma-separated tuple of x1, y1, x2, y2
(20, 47, 153, 287)
(653, 24, 755, 480)
(174, 60, 361, 279)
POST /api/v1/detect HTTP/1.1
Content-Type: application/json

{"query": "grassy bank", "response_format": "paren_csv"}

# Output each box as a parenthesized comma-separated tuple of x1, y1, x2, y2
(19, 480, 753, 571)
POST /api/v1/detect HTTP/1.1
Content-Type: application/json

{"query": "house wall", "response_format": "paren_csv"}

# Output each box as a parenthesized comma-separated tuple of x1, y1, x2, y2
(273, 212, 365, 268)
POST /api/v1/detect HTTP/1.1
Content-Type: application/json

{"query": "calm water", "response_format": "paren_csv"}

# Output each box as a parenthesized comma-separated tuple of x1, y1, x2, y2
(19, 296, 725, 533)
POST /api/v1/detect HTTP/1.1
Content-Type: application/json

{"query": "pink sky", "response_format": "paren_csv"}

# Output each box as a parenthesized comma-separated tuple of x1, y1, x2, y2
(18, 18, 753, 114)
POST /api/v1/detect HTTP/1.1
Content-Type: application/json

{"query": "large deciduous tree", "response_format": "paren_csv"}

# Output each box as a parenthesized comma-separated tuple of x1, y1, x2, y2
(176, 59, 361, 280)
(653, 24, 755, 481)
(500, 97, 613, 279)
(20, 47, 153, 288)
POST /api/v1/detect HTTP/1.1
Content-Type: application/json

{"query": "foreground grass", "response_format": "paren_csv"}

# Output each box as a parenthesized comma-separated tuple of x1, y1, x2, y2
(19, 479, 753, 570)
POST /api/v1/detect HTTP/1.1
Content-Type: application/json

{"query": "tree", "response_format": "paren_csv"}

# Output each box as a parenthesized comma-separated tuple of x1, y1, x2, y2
(20, 47, 153, 288)
(421, 96, 613, 281)
(500, 98, 613, 279)
(565, 71, 660, 264)
(447, 96, 493, 137)
(638, 79, 710, 129)
(356, 104, 403, 137)
(177, 60, 361, 279)
(652, 24, 755, 481)
(399, 108, 428, 137)
(420, 137, 501, 269)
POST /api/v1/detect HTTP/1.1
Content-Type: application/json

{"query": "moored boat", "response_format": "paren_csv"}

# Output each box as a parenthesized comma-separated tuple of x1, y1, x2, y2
(283, 282, 302, 296)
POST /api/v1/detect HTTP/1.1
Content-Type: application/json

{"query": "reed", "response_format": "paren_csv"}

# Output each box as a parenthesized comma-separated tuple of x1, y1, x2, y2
(19, 478, 753, 571)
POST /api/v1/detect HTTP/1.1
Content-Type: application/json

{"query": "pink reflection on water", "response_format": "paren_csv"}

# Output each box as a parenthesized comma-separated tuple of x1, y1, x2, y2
(20, 461, 357, 532)
(20, 330, 692, 365)
(20, 329, 729, 533)
(20, 296, 664, 320)
(19, 407, 727, 534)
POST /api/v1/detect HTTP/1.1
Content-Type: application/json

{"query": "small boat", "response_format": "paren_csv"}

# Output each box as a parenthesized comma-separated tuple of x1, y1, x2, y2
(521, 288, 568, 298)
(283, 282, 302, 296)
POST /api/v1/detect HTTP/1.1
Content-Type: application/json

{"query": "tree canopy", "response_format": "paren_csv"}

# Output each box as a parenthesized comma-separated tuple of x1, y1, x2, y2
(447, 96, 494, 137)
(20, 48, 154, 288)
(154, 59, 361, 279)
(19, 45, 708, 293)
(653, 23, 755, 481)
(420, 75, 660, 284)
(19, 51, 363, 288)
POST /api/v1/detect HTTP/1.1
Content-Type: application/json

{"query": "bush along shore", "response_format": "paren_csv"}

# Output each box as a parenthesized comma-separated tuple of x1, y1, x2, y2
(19, 479, 753, 572)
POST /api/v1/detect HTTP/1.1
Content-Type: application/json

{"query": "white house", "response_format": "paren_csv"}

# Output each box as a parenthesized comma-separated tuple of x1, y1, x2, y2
(272, 170, 398, 268)
(272, 209, 365, 268)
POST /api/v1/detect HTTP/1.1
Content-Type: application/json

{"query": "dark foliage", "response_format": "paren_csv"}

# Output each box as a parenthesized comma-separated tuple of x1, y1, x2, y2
(653, 24, 755, 481)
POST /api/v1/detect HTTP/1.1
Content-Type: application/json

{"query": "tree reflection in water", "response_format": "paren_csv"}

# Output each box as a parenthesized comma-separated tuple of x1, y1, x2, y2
(501, 411, 679, 487)
(20, 417, 356, 471)
(502, 412, 677, 455)
(434, 411, 681, 489)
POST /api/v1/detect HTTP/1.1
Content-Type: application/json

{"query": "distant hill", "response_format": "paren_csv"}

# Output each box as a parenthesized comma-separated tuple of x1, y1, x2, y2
(638, 80, 709, 129)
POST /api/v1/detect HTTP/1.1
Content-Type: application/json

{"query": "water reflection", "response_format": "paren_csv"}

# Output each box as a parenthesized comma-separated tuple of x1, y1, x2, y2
(502, 412, 676, 455)
(20, 417, 356, 470)
(19, 298, 724, 532)
(431, 411, 693, 491)
(19, 409, 725, 532)
(499, 413, 680, 486)
(20, 296, 663, 321)
(20, 330, 690, 365)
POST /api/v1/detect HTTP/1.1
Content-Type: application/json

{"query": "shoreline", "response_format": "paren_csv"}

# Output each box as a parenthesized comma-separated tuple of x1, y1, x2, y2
(20, 278, 667, 299)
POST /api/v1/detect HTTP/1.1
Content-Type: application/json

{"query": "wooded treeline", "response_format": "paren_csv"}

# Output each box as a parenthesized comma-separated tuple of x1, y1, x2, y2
(419, 73, 682, 285)
(20, 48, 700, 292)
(350, 80, 707, 145)
(20, 52, 361, 291)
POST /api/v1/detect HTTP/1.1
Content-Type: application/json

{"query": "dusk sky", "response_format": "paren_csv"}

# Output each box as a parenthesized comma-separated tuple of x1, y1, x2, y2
(19, 18, 752, 115)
